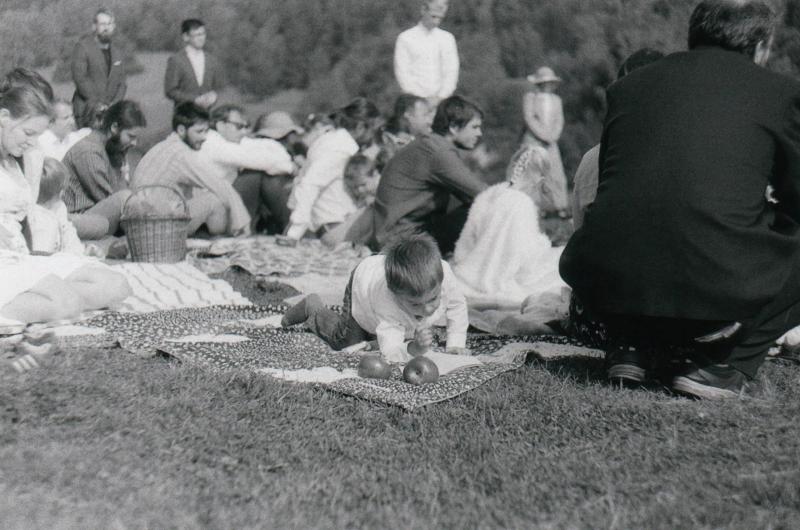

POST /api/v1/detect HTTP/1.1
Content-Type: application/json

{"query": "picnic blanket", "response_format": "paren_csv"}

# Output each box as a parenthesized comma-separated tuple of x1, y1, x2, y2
(188, 236, 370, 278)
(112, 262, 252, 313)
(75, 305, 602, 410)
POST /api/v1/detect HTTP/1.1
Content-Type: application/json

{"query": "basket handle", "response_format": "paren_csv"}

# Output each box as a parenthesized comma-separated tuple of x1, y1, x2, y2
(122, 185, 189, 218)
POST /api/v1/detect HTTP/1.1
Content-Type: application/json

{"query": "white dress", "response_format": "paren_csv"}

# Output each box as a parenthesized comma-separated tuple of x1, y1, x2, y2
(0, 157, 36, 254)
(452, 183, 565, 304)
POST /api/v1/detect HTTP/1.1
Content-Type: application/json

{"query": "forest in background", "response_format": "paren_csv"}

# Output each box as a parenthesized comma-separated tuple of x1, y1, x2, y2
(3, 0, 800, 178)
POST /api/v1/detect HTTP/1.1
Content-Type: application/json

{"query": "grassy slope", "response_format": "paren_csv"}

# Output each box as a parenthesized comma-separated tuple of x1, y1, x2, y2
(2, 346, 799, 529)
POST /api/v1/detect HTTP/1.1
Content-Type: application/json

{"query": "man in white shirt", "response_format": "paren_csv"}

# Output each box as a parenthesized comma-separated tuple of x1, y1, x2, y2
(199, 104, 296, 229)
(37, 100, 91, 161)
(394, 0, 459, 105)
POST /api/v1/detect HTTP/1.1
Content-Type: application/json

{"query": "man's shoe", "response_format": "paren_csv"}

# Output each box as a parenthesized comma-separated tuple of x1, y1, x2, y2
(606, 347, 647, 384)
(671, 362, 746, 399)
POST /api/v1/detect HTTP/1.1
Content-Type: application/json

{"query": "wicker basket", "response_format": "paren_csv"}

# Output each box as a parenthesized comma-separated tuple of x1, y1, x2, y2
(121, 185, 190, 263)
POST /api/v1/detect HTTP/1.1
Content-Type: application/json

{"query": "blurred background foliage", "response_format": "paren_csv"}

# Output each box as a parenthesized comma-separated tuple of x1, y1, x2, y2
(2, 0, 799, 180)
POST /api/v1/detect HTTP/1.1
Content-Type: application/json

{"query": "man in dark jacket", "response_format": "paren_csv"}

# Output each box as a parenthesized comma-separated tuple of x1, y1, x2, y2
(559, 0, 800, 398)
(164, 19, 225, 109)
(373, 95, 487, 254)
(70, 8, 127, 128)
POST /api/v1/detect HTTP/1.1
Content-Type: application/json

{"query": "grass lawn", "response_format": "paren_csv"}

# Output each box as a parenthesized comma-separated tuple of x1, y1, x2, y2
(2, 339, 800, 528)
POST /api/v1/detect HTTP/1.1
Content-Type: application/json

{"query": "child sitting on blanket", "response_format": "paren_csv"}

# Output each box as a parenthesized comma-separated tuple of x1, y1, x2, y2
(282, 233, 470, 362)
(27, 157, 85, 255)
(320, 154, 380, 248)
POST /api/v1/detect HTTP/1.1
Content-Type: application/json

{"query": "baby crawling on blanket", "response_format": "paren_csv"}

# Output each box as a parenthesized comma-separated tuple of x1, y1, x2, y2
(281, 233, 470, 362)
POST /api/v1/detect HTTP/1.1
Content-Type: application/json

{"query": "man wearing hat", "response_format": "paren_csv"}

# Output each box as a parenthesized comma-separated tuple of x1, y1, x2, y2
(520, 65, 568, 217)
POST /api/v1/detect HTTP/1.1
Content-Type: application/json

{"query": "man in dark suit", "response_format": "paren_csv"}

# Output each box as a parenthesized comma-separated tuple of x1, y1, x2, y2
(560, 0, 800, 398)
(70, 8, 127, 128)
(164, 19, 224, 109)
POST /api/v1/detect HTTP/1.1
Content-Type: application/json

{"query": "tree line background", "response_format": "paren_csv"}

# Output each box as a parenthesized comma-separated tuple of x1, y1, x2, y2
(2, 0, 800, 180)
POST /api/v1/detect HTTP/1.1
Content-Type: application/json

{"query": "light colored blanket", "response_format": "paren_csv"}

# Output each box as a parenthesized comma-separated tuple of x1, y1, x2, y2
(112, 262, 251, 313)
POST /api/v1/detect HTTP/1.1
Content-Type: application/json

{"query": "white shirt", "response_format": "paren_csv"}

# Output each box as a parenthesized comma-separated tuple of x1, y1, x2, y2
(37, 128, 92, 161)
(185, 46, 206, 86)
(286, 128, 359, 239)
(351, 255, 469, 363)
(198, 130, 295, 184)
(394, 23, 459, 99)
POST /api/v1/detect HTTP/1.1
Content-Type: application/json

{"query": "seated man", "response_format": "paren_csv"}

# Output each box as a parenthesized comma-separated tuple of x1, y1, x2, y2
(37, 99, 91, 161)
(132, 102, 250, 236)
(63, 100, 146, 239)
(373, 95, 487, 253)
(199, 105, 296, 230)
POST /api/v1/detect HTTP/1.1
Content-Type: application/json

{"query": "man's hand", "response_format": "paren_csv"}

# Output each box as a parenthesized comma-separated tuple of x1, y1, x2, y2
(408, 327, 433, 356)
(446, 346, 472, 356)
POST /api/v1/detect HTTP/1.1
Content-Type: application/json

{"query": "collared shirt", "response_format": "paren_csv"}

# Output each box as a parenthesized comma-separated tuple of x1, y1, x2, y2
(374, 133, 487, 248)
(198, 129, 295, 184)
(350, 254, 468, 363)
(286, 128, 359, 239)
(185, 46, 205, 86)
(132, 133, 250, 234)
(63, 130, 127, 213)
(394, 23, 459, 99)
(37, 128, 92, 161)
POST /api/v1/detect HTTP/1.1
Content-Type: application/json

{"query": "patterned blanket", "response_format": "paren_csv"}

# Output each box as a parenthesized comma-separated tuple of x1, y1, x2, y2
(112, 262, 252, 312)
(78, 305, 602, 410)
(188, 236, 370, 278)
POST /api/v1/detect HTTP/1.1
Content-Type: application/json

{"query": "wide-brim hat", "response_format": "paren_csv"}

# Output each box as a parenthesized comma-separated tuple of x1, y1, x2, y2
(255, 111, 304, 139)
(527, 66, 562, 85)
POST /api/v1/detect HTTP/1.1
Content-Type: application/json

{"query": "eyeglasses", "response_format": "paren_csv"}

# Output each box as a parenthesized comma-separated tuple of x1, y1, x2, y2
(226, 119, 250, 131)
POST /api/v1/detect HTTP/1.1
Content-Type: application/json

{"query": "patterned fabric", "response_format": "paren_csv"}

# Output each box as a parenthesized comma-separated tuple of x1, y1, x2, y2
(80, 305, 588, 410)
(188, 235, 370, 278)
(111, 262, 252, 313)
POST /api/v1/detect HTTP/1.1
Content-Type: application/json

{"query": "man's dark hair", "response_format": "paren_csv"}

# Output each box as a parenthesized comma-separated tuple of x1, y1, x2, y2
(431, 95, 483, 136)
(181, 18, 205, 35)
(172, 101, 209, 131)
(617, 48, 664, 79)
(385, 93, 426, 135)
(101, 100, 146, 133)
(209, 103, 245, 128)
(331, 97, 380, 133)
(688, 0, 776, 58)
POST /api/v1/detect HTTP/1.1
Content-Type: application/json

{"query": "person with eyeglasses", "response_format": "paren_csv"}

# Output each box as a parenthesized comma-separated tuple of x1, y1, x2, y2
(164, 19, 224, 109)
(198, 104, 296, 232)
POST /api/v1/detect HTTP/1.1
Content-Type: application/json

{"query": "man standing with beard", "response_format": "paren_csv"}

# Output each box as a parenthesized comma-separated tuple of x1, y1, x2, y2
(373, 95, 487, 253)
(63, 100, 146, 239)
(71, 8, 127, 128)
(132, 103, 250, 237)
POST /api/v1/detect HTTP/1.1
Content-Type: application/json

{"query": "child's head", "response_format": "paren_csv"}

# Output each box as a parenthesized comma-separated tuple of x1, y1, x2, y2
(343, 154, 377, 205)
(384, 233, 444, 319)
(38, 157, 70, 204)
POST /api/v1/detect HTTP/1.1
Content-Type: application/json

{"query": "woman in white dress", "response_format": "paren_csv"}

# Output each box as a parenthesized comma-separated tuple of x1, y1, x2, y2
(451, 145, 568, 333)
(0, 76, 130, 331)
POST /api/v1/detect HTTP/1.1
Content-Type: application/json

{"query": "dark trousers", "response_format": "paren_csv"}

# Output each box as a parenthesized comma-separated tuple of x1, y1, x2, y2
(233, 170, 293, 233)
(304, 274, 373, 350)
(571, 266, 800, 378)
(424, 204, 470, 256)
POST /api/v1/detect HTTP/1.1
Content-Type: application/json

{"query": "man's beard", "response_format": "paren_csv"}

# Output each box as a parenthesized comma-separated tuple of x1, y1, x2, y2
(97, 33, 112, 44)
(105, 135, 128, 169)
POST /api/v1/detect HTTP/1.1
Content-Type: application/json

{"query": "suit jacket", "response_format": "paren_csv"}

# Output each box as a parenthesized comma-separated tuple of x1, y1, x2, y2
(560, 47, 800, 321)
(164, 48, 224, 106)
(70, 34, 127, 126)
